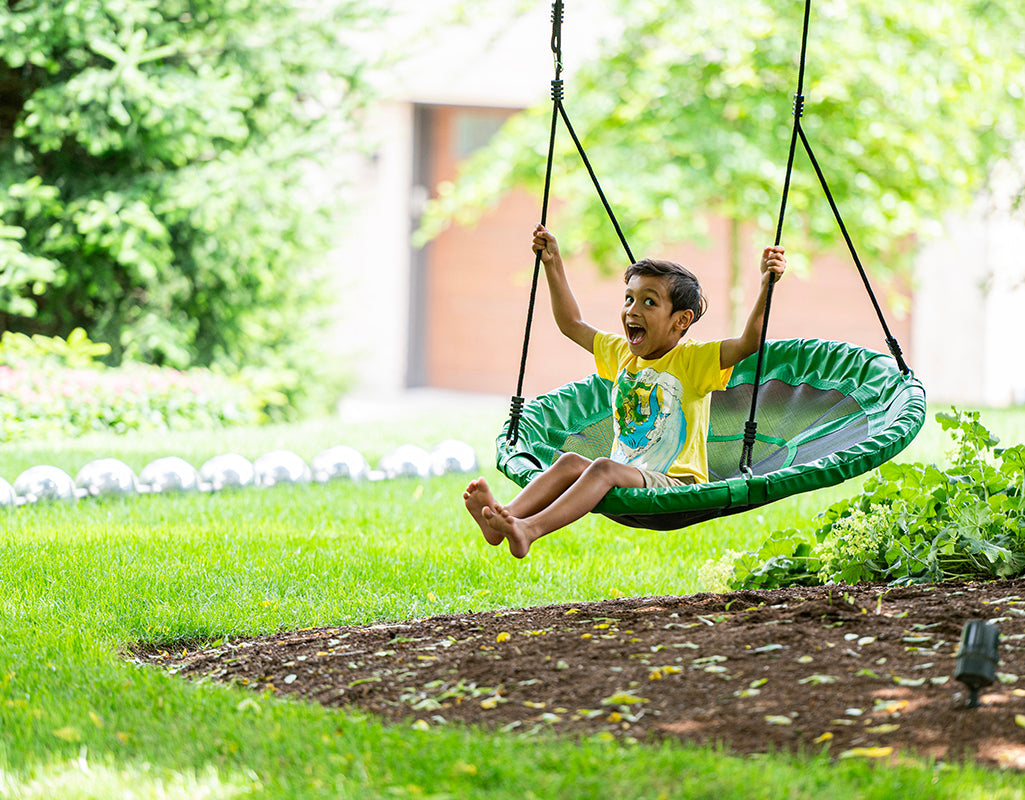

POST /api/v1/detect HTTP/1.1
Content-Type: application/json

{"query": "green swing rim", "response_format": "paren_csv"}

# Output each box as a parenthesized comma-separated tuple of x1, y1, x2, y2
(495, 338, 927, 529)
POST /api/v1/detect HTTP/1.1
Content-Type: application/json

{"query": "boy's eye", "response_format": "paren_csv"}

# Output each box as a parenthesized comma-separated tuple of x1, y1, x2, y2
(644, 298, 656, 307)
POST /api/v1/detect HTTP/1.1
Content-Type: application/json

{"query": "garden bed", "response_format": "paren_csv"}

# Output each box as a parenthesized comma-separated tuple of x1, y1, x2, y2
(132, 578, 1025, 769)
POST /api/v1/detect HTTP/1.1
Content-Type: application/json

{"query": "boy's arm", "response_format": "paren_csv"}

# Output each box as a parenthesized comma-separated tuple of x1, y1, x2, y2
(719, 246, 787, 370)
(533, 224, 599, 354)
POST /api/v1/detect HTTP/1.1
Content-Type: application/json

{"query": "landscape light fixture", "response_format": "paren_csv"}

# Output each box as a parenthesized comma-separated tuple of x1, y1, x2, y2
(953, 620, 1000, 709)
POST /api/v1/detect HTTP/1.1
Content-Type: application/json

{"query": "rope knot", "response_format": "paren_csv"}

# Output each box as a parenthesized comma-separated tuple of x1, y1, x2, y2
(792, 93, 805, 119)
(550, 1, 564, 55)
(742, 419, 759, 447)
(506, 395, 526, 445)
(551, 0, 564, 29)
(550, 78, 564, 102)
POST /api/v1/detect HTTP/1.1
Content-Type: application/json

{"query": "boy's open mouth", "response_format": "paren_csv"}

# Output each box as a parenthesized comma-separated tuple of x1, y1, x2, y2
(627, 324, 645, 345)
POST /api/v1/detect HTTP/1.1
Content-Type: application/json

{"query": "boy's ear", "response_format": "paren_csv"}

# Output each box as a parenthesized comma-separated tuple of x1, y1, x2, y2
(674, 309, 695, 333)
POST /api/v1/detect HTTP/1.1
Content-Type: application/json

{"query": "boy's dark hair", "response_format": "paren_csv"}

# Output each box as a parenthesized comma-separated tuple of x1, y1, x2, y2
(625, 258, 707, 324)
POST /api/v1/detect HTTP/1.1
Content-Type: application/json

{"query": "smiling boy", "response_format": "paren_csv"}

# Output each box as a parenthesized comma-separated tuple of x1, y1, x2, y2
(464, 223, 786, 558)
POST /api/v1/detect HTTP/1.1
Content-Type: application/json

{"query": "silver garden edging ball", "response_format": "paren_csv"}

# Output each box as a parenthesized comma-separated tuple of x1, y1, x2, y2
(377, 444, 432, 480)
(139, 457, 200, 493)
(14, 465, 77, 504)
(75, 458, 138, 497)
(0, 477, 16, 506)
(253, 449, 311, 487)
(311, 446, 370, 482)
(200, 453, 255, 491)
(430, 439, 478, 476)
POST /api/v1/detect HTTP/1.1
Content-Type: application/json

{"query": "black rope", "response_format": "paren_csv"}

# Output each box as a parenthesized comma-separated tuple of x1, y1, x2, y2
(740, 0, 813, 475)
(557, 105, 635, 264)
(507, 0, 635, 445)
(738, 0, 914, 474)
(507, 1, 564, 446)
(796, 126, 910, 373)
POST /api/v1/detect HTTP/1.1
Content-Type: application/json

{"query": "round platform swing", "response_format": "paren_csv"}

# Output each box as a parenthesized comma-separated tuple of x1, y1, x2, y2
(496, 0, 927, 531)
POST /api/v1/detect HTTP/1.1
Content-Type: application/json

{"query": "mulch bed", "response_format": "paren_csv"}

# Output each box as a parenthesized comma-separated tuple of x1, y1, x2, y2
(129, 578, 1025, 769)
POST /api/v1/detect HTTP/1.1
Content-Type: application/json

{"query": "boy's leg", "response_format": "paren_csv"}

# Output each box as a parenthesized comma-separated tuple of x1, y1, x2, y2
(464, 453, 590, 546)
(484, 457, 644, 558)
(502, 452, 591, 518)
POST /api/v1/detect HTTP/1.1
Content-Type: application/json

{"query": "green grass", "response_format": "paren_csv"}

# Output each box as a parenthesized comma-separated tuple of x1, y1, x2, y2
(2, 398, 1025, 799)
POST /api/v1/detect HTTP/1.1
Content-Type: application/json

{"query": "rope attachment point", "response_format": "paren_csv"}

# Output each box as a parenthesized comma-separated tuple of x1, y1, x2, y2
(740, 419, 759, 474)
(551, 0, 564, 71)
(506, 395, 525, 446)
(551, 78, 564, 102)
(885, 336, 910, 375)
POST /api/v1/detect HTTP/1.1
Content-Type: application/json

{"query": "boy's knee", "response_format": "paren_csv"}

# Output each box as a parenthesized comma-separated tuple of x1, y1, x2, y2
(588, 457, 618, 478)
(554, 451, 589, 470)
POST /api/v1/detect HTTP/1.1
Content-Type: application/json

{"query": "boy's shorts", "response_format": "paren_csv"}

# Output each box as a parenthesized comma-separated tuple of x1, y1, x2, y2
(636, 468, 698, 490)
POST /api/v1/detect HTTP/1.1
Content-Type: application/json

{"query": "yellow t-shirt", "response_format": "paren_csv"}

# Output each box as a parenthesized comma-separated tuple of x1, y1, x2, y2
(593, 332, 732, 483)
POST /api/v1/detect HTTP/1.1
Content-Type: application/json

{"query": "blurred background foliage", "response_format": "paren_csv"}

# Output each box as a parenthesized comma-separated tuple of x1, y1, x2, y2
(422, 0, 1025, 301)
(4, 0, 1025, 428)
(0, 0, 383, 417)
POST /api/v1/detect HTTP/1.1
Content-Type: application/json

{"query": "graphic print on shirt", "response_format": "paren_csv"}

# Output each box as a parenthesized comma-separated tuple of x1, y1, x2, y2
(611, 366, 686, 473)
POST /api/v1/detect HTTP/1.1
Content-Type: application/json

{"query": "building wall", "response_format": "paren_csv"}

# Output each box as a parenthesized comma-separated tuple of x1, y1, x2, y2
(912, 196, 1025, 407)
(326, 102, 415, 396)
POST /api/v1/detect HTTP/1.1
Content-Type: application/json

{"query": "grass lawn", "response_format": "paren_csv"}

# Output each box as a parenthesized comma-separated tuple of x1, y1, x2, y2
(2, 394, 1025, 799)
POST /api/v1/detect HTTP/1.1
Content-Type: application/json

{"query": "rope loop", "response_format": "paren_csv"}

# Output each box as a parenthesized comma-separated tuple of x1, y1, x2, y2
(551, 78, 564, 102)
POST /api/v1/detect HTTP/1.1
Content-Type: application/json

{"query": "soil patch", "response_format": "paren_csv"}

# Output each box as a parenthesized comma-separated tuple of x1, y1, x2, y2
(129, 579, 1025, 769)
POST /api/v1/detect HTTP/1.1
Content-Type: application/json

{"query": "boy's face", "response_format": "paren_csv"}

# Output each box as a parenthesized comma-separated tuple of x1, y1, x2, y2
(621, 274, 694, 360)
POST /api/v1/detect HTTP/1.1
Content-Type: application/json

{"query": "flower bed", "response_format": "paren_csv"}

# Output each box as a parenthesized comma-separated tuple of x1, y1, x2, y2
(0, 362, 261, 441)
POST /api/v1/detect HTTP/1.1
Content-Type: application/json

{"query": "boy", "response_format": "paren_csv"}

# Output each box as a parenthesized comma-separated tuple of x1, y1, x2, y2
(465, 224, 787, 558)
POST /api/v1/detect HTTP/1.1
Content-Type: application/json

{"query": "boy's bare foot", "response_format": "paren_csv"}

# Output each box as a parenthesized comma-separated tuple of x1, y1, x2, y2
(463, 477, 503, 546)
(482, 504, 532, 559)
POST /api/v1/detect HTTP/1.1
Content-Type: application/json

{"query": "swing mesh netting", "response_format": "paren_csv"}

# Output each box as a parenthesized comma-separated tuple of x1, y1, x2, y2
(496, 338, 926, 530)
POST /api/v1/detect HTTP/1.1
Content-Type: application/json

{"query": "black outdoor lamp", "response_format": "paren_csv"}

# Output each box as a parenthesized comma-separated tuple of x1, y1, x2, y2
(953, 620, 1000, 709)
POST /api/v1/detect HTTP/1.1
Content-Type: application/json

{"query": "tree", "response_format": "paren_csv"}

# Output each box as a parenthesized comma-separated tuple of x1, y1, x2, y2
(419, 0, 1025, 328)
(0, 0, 380, 368)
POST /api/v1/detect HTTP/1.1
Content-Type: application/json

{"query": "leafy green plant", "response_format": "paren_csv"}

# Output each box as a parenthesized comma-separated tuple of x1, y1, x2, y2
(0, 327, 111, 368)
(724, 409, 1025, 589)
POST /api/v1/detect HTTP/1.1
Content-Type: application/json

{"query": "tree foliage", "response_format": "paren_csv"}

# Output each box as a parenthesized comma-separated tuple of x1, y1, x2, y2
(0, 0, 380, 369)
(419, 0, 1025, 276)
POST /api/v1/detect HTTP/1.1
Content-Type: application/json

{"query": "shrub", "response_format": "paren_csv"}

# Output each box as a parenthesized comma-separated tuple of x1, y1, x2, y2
(720, 409, 1025, 589)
